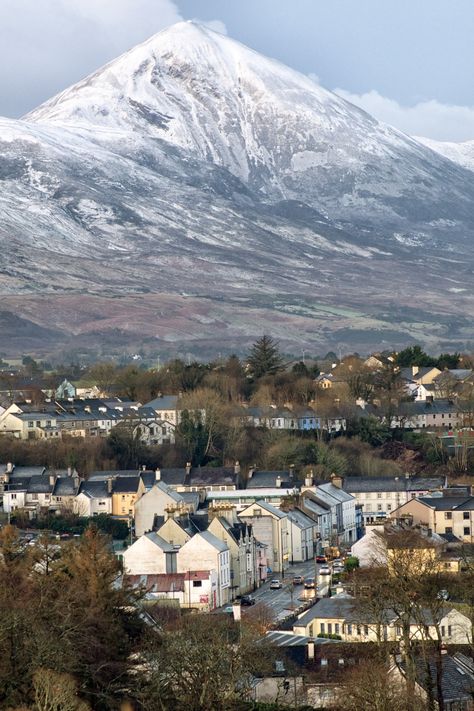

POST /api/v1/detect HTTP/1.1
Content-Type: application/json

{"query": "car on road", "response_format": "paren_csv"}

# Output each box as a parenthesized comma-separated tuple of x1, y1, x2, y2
(332, 560, 344, 571)
(269, 579, 283, 589)
(292, 575, 304, 585)
(315, 555, 327, 564)
(319, 566, 331, 575)
(240, 595, 256, 606)
(304, 577, 315, 589)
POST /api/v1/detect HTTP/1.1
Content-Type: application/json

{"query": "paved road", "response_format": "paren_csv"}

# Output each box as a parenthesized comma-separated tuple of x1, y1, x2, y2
(250, 559, 332, 621)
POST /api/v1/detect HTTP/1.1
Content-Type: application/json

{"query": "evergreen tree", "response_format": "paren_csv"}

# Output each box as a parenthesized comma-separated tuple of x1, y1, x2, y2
(247, 335, 284, 379)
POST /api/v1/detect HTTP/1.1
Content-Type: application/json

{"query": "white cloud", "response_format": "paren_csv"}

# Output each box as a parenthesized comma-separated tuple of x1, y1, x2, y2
(334, 88, 474, 142)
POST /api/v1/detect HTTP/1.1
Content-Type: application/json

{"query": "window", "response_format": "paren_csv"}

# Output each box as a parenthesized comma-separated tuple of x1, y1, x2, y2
(387, 504, 392, 511)
(441, 626, 446, 637)
(444, 512, 452, 520)
(357, 625, 361, 636)
(377, 493, 382, 499)
(377, 504, 383, 511)
(327, 623, 332, 634)
(28, 421, 34, 428)
(122, 495, 126, 500)
(320, 623, 325, 634)
(396, 626, 402, 636)
(463, 512, 470, 520)
(364, 625, 369, 636)
(347, 624, 352, 635)
(254, 508, 262, 517)
(309, 624, 314, 636)
(448, 626, 452, 637)
(192, 580, 202, 587)
(36, 421, 41, 427)
(32, 493, 38, 500)
(335, 623, 340, 634)
(11, 493, 17, 500)
(464, 527, 470, 536)
(445, 527, 453, 534)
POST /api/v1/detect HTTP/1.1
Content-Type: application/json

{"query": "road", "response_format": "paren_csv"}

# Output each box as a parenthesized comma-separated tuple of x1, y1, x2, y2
(250, 559, 332, 621)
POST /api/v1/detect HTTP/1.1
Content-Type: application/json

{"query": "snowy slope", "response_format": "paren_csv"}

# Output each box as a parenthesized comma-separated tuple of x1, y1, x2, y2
(415, 136, 474, 172)
(1, 21, 474, 353)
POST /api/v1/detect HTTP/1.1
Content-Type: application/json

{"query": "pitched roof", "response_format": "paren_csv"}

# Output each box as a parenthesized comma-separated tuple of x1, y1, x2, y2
(144, 395, 178, 411)
(143, 532, 175, 552)
(112, 476, 140, 494)
(417, 496, 474, 511)
(248, 470, 293, 488)
(188, 466, 238, 487)
(240, 500, 287, 519)
(192, 530, 228, 552)
(344, 475, 445, 493)
(400, 653, 474, 702)
(78, 480, 110, 499)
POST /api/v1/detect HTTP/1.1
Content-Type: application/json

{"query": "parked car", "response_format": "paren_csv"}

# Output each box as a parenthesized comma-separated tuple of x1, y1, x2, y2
(269, 579, 282, 589)
(241, 595, 256, 606)
(304, 577, 315, 589)
(292, 575, 304, 585)
(223, 605, 235, 614)
(315, 555, 327, 564)
(437, 589, 450, 601)
(332, 560, 344, 571)
(319, 566, 331, 575)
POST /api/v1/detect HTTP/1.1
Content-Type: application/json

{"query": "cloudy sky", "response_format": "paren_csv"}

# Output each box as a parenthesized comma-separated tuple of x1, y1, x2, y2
(1, 0, 473, 141)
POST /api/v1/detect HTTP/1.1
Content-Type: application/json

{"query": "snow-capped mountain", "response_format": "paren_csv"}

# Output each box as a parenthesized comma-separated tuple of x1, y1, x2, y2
(1, 22, 473, 355)
(415, 136, 474, 173)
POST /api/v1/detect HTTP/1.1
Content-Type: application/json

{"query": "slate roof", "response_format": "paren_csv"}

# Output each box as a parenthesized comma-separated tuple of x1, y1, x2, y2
(240, 500, 287, 519)
(188, 466, 238, 487)
(78, 480, 111, 499)
(417, 496, 474, 511)
(400, 653, 474, 703)
(286, 509, 317, 530)
(53, 477, 80, 497)
(295, 594, 397, 627)
(317, 482, 354, 503)
(9, 466, 46, 478)
(112, 476, 140, 494)
(27, 475, 55, 494)
(344, 475, 445, 493)
(143, 532, 175, 552)
(195, 530, 228, 552)
(144, 395, 178, 411)
(248, 470, 293, 488)
(158, 468, 187, 486)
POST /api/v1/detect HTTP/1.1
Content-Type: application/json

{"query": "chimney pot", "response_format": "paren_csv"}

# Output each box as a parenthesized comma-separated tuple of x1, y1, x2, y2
(6, 462, 13, 473)
(276, 475, 282, 488)
(155, 468, 161, 481)
(107, 477, 114, 494)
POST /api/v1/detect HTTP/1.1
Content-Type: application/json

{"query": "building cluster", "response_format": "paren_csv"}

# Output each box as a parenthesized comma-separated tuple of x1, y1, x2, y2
(3, 452, 472, 617)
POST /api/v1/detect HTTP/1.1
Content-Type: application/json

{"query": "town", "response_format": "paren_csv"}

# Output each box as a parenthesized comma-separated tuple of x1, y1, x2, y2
(0, 340, 473, 709)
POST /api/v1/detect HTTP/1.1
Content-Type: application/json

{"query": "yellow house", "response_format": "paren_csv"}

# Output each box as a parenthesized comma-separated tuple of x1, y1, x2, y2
(390, 496, 474, 544)
(111, 475, 145, 518)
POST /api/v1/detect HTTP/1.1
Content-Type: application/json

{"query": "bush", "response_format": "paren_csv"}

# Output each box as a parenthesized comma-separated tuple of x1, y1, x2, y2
(317, 633, 342, 640)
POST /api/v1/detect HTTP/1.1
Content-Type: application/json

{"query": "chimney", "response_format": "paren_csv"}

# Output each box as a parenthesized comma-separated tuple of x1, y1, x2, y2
(275, 475, 282, 488)
(234, 460, 241, 475)
(305, 470, 314, 488)
(289, 464, 295, 479)
(107, 477, 114, 494)
(67, 466, 72, 477)
(405, 472, 410, 480)
(307, 640, 315, 661)
(248, 466, 255, 480)
(330, 473, 343, 489)
(141, 465, 146, 472)
(185, 462, 192, 476)
(49, 474, 55, 487)
(6, 462, 13, 473)
(412, 366, 419, 376)
(155, 468, 161, 481)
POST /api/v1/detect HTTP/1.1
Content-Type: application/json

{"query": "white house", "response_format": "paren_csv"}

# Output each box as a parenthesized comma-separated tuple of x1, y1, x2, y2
(74, 480, 112, 516)
(134, 478, 188, 537)
(122, 532, 176, 575)
(239, 500, 289, 575)
(177, 530, 231, 607)
(285, 509, 318, 562)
